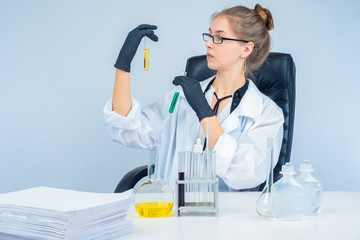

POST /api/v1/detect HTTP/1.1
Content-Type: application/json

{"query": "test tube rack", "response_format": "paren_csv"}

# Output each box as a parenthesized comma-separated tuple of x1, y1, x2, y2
(175, 178, 219, 217)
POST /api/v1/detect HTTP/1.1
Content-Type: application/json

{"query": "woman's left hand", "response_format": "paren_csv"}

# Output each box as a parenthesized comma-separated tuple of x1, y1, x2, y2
(172, 76, 215, 121)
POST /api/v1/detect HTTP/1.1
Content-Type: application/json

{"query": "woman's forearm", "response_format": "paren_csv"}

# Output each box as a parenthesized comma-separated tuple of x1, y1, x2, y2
(112, 69, 132, 117)
(200, 116, 224, 150)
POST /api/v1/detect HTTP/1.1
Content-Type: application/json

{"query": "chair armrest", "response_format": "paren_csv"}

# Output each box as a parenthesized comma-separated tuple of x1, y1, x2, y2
(114, 165, 148, 193)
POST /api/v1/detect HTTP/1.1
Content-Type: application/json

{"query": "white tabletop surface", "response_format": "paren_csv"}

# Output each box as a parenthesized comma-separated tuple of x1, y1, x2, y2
(118, 192, 360, 240)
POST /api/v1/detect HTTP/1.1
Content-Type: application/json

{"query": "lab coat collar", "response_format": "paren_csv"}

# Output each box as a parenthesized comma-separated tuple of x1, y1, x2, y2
(200, 76, 216, 93)
(199, 76, 262, 120)
(220, 80, 263, 133)
(233, 80, 263, 120)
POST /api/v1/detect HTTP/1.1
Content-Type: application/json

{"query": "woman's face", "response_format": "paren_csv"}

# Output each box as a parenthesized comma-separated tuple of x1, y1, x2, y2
(206, 15, 246, 71)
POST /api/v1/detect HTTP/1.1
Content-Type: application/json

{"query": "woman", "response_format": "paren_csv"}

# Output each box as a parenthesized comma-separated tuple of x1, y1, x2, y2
(104, 4, 284, 191)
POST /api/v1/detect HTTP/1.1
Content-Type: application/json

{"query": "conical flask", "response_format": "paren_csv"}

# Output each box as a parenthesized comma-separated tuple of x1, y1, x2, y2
(134, 143, 174, 218)
(256, 138, 274, 217)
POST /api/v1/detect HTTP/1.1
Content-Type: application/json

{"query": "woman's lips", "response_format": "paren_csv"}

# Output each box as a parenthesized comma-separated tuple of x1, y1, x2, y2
(207, 53, 214, 60)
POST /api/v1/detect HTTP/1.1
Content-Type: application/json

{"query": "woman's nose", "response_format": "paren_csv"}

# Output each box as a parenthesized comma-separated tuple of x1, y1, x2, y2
(205, 39, 213, 49)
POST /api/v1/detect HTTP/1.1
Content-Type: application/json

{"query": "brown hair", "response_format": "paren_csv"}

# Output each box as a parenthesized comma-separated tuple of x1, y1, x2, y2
(211, 4, 274, 76)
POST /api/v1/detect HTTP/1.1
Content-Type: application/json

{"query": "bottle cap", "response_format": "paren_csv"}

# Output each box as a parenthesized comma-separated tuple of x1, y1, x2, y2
(299, 160, 314, 172)
(280, 162, 296, 175)
(193, 138, 203, 153)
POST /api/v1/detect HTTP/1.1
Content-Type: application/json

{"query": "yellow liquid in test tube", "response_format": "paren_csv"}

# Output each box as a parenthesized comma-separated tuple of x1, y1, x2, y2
(144, 37, 149, 71)
(135, 202, 173, 218)
(144, 49, 149, 71)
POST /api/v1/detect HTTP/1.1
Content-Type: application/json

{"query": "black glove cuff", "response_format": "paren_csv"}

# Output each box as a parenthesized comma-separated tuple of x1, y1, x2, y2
(197, 108, 215, 122)
(114, 61, 131, 73)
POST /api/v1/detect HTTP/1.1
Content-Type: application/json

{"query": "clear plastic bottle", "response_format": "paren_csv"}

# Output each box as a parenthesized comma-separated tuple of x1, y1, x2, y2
(271, 163, 304, 221)
(296, 160, 322, 216)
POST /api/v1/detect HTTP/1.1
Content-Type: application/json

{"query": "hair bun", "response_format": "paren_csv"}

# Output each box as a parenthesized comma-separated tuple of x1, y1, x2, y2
(254, 4, 274, 31)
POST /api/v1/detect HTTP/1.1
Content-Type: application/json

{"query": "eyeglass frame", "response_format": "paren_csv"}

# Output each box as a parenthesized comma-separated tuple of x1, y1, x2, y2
(202, 33, 251, 45)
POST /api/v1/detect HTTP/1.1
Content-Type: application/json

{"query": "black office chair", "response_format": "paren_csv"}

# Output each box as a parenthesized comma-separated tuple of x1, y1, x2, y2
(114, 52, 296, 193)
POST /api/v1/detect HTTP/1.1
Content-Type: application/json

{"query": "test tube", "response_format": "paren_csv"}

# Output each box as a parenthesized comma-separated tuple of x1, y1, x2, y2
(169, 71, 186, 114)
(200, 154, 206, 203)
(188, 153, 193, 204)
(144, 37, 149, 71)
(179, 151, 192, 205)
(206, 125, 212, 204)
(178, 152, 185, 207)
(169, 92, 179, 114)
(193, 152, 201, 205)
(206, 150, 216, 205)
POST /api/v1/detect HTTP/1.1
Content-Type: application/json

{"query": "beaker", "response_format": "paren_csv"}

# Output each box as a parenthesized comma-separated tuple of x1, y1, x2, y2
(135, 144, 174, 218)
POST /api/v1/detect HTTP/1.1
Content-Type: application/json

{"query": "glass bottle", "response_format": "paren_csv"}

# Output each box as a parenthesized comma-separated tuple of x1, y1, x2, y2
(296, 160, 323, 215)
(271, 163, 305, 221)
(134, 144, 174, 218)
(256, 138, 274, 217)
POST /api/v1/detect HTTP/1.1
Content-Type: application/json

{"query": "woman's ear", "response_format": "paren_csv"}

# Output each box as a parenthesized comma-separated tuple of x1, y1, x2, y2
(241, 42, 255, 58)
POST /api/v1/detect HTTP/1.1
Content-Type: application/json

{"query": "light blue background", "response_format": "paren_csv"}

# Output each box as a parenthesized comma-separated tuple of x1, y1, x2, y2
(1, 0, 359, 193)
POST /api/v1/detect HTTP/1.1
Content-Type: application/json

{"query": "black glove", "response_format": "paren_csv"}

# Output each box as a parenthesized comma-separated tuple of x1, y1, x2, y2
(114, 24, 158, 72)
(172, 76, 215, 121)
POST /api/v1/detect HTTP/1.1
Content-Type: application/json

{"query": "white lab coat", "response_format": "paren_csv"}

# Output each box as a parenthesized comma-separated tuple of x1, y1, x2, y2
(103, 76, 284, 191)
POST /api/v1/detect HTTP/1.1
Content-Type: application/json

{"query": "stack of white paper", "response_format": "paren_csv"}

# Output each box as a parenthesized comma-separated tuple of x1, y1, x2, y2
(0, 187, 135, 240)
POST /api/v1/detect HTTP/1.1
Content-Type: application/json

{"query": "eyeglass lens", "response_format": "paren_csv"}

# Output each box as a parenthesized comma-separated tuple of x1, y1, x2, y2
(203, 33, 222, 44)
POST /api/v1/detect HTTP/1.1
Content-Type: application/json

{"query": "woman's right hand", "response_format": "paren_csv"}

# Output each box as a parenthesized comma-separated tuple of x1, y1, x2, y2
(114, 24, 158, 72)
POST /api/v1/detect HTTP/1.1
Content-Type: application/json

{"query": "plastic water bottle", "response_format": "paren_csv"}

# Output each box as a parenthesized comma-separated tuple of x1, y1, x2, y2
(296, 160, 323, 215)
(271, 163, 304, 221)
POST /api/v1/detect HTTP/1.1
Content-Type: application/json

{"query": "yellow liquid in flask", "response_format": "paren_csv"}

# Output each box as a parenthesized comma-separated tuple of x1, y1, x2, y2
(135, 202, 173, 218)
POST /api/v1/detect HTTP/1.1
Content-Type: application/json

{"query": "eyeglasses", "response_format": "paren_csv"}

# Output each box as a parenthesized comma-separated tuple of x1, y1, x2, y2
(202, 33, 250, 44)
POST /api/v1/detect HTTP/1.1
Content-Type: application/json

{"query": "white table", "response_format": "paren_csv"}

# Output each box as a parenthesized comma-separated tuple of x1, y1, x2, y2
(118, 192, 360, 240)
